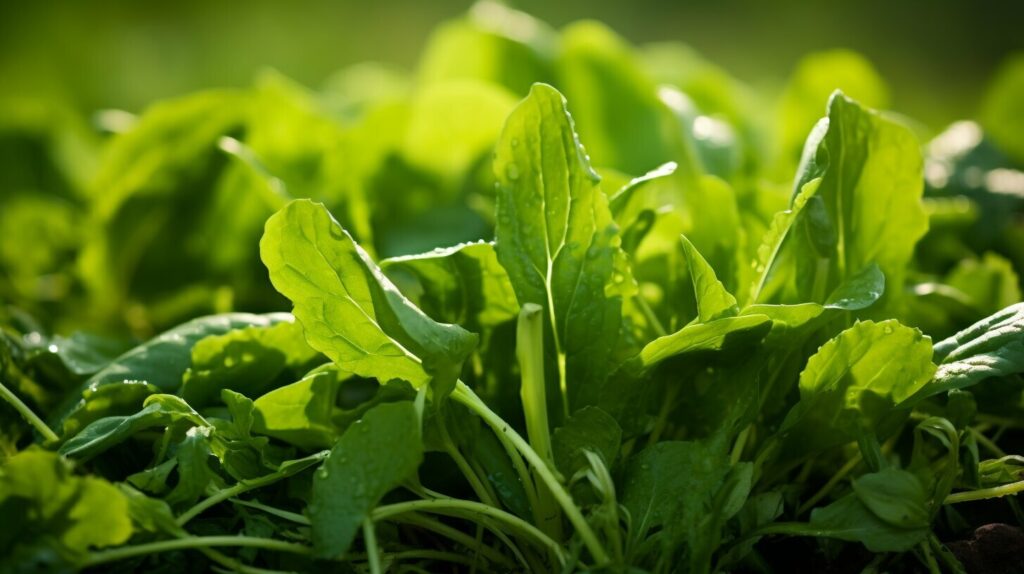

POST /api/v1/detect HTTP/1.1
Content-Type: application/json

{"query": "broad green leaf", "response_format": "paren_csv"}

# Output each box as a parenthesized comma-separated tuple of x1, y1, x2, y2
(852, 468, 931, 529)
(381, 241, 519, 331)
(180, 319, 322, 408)
(310, 401, 423, 558)
(921, 303, 1024, 397)
(786, 92, 927, 310)
(621, 440, 730, 558)
(981, 54, 1024, 163)
(945, 253, 1021, 316)
(45, 332, 131, 376)
(59, 394, 206, 461)
(252, 369, 345, 450)
(780, 320, 936, 457)
(418, 2, 556, 95)
(402, 81, 518, 184)
(636, 314, 772, 370)
(556, 21, 699, 178)
(777, 50, 889, 170)
(260, 199, 478, 397)
(806, 492, 928, 552)
(0, 449, 133, 556)
(79, 90, 253, 325)
(55, 313, 290, 426)
(61, 380, 159, 439)
(552, 406, 622, 479)
(493, 83, 630, 410)
(679, 234, 737, 322)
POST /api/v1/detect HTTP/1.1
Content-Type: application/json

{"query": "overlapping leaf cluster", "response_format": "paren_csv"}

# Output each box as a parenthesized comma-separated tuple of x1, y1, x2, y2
(2, 4, 1024, 573)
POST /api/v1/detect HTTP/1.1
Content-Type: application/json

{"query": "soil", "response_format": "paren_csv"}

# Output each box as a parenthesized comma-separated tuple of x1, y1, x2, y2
(946, 523, 1024, 574)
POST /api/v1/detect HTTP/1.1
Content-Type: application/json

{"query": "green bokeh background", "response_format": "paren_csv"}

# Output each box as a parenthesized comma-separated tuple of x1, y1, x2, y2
(2, 0, 1021, 127)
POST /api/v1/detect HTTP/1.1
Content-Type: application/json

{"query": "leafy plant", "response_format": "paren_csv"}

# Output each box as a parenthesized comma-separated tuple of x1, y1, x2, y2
(2, 4, 1024, 573)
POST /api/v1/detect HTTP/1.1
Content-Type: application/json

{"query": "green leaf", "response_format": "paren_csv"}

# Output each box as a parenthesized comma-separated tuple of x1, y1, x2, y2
(780, 320, 936, 457)
(381, 240, 519, 331)
(55, 313, 291, 426)
(777, 50, 889, 170)
(260, 199, 478, 398)
(852, 468, 931, 529)
(922, 303, 1024, 397)
(0, 449, 133, 557)
(636, 314, 772, 370)
(310, 401, 423, 558)
(806, 492, 928, 553)
(59, 394, 206, 461)
(252, 369, 345, 450)
(417, 3, 556, 95)
(556, 21, 699, 178)
(621, 440, 730, 557)
(552, 406, 622, 479)
(180, 319, 321, 408)
(679, 234, 738, 322)
(787, 92, 927, 310)
(823, 263, 885, 311)
(493, 83, 630, 410)
(981, 54, 1024, 163)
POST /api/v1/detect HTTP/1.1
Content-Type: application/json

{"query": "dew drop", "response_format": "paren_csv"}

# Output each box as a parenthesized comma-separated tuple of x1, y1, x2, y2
(510, 138, 520, 148)
(506, 163, 520, 181)
(882, 325, 894, 335)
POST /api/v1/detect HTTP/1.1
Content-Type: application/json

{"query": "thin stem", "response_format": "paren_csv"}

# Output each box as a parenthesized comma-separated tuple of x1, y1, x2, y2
(452, 382, 609, 565)
(634, 294, 668, 338)
(373, 498, 568, 566)
(0, 379, 58, 442)
(918, 539, 941, 574)
(645, 384, 680, 448)
(395, 513, 514, 568)
(231, 498, 309, 525)
(349, 550, 481, 568)
(82, 536, 311, 568)
(970, 427, 1007, 458)
(797, 453, 863, 516)
(363, 518, 383, 574)
(731, 424, 752, 465)
(440, 418, 498, 507)
(945, 479, 1024, 504)
(177, 452, 327, 526)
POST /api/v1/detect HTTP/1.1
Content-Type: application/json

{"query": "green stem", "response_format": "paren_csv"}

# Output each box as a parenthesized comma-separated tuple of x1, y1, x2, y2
(797, 452, 863, 516)
(177, 452, 327, 526)
(731, 424, 752, 465)
(373, 498, 568, 566)
(646, 384, 680, 448)
(634, 293, 668, 338)
(0, 379, 58, 442)
(918, 539, 941, 574)
(970, 427, 1007, 458)
(452, 382, 609, 565)
(396, 513, 515, 568)
(231, 498, 309, 524)
(349, 549, 482, 568)
(82, 536, 311, 568)
(517, 304, 564, 544)
(362, 518, 382, 574)
(440, 418, 498, 507)
(945, 479, 1024, 504)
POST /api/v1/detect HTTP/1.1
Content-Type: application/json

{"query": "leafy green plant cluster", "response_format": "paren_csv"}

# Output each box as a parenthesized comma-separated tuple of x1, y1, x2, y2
(3, 4, 1024, 573)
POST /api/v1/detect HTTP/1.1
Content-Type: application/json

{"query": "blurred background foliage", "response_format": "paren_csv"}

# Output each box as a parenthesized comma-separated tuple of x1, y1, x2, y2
(2, 0, 1022, 125)
(0, 0, 1022, 343)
